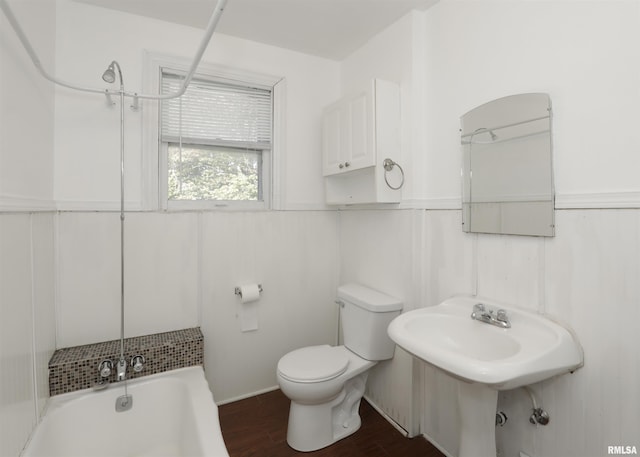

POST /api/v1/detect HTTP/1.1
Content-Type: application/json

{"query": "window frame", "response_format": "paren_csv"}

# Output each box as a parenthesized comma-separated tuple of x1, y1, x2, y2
(142, 52, 285, 211)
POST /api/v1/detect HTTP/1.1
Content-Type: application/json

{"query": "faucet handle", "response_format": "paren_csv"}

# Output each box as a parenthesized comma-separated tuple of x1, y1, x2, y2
(471, 303, 485, 319)
(496, 309, 508, 321)
(131, 355, 145, 373)
(98, 360, 113, 378)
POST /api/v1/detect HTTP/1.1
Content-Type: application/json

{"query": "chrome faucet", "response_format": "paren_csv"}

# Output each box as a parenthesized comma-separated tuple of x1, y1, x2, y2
(471, 303, 511, 328)
(98, 359, 113, 379)
(94, 360, 113, 390)
(130, 355, 145, 373)
(116, 357, 127, 381)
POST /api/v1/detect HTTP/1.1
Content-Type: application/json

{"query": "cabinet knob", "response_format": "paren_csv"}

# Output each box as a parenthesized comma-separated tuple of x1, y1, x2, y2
(344, 161, 350, 168)
(338, 163, 344, 169)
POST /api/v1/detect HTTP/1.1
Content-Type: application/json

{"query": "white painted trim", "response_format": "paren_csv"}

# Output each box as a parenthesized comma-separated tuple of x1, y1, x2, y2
(362, 192, 640, 210)
(54, 200, 143, 211)
(53, 213, 61, 353)
(0, 195, 56, 212)
(399, 198, 461, 210)
(409, 356, 423, 438)
(333, 202, 402, 210)
(363, 394, 409, 437)
(555, 191, 640, 209)
(215, 384, 280, 406)
(140, 51, 161, 211)
(271, 78, 287, 211)
(166, 199, 268, 212)
(196, 212, 203, 327)
(29, 215, 39, 420)
(420, 431, 456, 457)
(282, 202, 332, 211)
(51, 192, 640, 212)
(328, 198, 461, 211)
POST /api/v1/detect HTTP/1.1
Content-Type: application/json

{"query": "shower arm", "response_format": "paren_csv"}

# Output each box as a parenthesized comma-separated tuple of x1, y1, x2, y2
(0, 0, 228, 101)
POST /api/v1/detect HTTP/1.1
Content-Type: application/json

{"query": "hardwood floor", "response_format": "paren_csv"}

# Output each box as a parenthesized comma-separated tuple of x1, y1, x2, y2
(218, 389, 445, 457)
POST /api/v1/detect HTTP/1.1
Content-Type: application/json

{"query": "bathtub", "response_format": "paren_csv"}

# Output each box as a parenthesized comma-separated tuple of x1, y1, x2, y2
(22, 366, 230, 457)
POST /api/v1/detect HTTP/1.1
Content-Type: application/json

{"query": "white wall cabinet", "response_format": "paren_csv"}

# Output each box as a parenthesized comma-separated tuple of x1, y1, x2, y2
(322, 79, 402, 205)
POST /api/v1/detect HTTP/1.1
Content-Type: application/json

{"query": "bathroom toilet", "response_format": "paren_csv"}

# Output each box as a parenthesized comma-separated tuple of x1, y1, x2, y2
(277, 283, 403, 452)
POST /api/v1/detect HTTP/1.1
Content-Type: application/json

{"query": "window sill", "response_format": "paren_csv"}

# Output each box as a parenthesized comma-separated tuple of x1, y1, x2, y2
(165, 200, 269, 212)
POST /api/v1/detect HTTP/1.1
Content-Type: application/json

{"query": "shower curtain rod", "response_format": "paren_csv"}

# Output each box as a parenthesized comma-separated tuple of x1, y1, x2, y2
(0, 0, 228, 101)
(460, 114, 550, 139)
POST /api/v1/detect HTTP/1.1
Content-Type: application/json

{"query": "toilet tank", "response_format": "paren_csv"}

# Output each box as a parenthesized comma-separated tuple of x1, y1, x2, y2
(337, 283, 403, 361)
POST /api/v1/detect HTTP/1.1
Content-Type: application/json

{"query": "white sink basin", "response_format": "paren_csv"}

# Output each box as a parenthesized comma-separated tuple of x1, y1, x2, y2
(388, 295, 583, 457)
(388, 295, 583, 389)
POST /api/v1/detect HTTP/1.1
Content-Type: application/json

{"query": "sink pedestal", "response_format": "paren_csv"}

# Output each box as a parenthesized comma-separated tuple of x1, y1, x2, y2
(457, 382, 498, 457)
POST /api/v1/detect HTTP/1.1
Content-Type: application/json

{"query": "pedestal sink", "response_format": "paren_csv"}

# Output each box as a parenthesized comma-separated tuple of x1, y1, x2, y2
(387, 295, 583, 457)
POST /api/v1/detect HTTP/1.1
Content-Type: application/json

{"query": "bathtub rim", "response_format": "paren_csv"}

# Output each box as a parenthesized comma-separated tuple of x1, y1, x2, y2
(22, 366, 229, 457)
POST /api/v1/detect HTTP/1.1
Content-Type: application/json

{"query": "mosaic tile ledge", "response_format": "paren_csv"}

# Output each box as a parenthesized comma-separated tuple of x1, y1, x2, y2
(49, 327, 203, 396)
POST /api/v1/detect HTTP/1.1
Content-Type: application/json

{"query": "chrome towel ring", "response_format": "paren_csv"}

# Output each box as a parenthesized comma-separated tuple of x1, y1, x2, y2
(383, 158, 405, 190)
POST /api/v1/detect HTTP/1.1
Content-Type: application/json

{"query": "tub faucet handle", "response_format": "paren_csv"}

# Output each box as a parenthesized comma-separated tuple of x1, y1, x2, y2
(131, 355, 145, 373)
(98, 360, 113, 378)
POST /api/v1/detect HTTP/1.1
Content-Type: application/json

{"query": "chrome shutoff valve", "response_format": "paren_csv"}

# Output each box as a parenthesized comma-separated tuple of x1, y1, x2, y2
(530, 407, 550, 425)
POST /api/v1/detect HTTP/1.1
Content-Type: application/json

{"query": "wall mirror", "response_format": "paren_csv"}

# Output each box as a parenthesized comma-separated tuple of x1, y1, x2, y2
(460, 93, 555, 237)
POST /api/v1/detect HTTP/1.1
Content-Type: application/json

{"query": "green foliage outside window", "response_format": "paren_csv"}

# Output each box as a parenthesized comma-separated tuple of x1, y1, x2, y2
(168, 144, 260, 201)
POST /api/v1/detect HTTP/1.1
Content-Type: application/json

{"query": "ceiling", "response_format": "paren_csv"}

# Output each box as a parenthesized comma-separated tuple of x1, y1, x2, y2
(73, 0, 439, 60)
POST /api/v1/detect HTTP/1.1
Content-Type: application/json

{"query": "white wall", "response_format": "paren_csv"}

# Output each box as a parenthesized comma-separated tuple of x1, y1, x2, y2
(422, 0, 640, 207)
(57, 210, 339, 402)
(0, 213, 57, 457)
(339, 1, 640, 456)
(339, 209, 423, 432)
(0, 0, 56, 209)
(53, 0, 338, 210)
(0, 0, 57, 455)
(201, 211, 339, 401)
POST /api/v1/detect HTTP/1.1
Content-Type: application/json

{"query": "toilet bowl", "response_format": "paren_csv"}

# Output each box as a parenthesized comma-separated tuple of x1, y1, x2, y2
(277, 345, 376, 452)
(276, 284, 403, 452)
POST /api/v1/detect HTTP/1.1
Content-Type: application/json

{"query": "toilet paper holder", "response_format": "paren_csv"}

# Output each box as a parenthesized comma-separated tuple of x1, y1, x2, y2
(234, 284, 263, 297)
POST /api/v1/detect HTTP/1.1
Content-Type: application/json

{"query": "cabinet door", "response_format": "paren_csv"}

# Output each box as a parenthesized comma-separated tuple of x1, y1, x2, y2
(322, 91, 375, 176)
(347, 91, 375, 171)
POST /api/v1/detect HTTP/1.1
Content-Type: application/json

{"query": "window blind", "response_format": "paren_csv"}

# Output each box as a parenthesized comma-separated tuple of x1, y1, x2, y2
(161, 71, 272, 150)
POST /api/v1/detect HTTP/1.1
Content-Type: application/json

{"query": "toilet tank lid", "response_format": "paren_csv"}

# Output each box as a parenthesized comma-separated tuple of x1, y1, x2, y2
(337, 284, 403, 312)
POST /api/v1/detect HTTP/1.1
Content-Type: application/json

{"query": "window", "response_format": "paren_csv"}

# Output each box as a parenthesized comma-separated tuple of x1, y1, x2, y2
(159, 69, 274, 210)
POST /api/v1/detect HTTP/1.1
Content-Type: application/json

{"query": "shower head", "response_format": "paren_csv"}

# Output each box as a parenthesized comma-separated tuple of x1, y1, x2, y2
(101, 61, 123, 86)
(102, 63, 116, 83)
(469, 127, 499, 144)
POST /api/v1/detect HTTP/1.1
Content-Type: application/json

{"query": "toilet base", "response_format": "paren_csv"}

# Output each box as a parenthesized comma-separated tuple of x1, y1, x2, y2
(286, 373, 368, 452)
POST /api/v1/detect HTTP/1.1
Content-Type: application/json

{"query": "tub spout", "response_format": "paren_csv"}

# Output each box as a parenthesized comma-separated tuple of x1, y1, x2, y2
(116, 358, 127, 381)
(93, 379, 109, 391)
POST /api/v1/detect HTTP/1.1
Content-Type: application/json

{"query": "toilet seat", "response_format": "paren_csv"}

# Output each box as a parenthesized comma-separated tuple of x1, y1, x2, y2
(278, 345, 349, 383)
